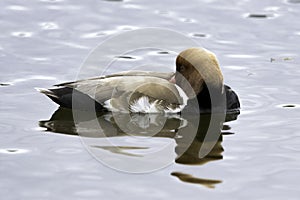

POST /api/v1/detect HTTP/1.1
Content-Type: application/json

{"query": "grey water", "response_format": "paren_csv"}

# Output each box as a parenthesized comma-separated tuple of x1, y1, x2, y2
(1, 0, 300, 199)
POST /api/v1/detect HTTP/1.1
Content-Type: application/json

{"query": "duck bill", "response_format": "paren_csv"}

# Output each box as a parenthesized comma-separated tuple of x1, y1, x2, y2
(169, 75, 176, 84)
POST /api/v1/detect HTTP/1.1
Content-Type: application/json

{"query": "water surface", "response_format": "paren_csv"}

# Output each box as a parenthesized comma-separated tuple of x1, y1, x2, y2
(1, 0, 300, 199)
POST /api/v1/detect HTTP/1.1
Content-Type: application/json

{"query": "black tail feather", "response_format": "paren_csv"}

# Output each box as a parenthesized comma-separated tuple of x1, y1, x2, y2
(37, 87, 105, 111)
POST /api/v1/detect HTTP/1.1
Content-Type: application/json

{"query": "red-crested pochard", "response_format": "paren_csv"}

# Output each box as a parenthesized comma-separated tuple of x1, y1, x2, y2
(37, 48, 240, 114)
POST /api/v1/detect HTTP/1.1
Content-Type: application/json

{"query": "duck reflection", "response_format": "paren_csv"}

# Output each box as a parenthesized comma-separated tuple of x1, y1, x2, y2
(39, 107, 239, 188)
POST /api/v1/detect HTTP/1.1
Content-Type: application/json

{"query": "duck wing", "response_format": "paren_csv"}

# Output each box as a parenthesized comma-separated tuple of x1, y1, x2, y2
(73, 76, 183, 105)
(54, 71, 175, 87)
(40, 72, 183, 112)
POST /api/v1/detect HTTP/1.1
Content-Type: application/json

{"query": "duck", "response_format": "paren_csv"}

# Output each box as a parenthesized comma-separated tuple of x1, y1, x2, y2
(37, 47, 240, 114)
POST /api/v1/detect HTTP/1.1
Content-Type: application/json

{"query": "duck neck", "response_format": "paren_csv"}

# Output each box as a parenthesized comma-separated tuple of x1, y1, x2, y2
(196, 84, 213, 110)
(193, 83, 225, 112)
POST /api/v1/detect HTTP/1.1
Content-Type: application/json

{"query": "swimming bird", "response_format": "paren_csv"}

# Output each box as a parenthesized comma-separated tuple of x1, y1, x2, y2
(37, 48, 240, 114)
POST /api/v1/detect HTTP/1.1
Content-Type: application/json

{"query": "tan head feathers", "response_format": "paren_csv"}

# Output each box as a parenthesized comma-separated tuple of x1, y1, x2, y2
(175, 48, 224, 96)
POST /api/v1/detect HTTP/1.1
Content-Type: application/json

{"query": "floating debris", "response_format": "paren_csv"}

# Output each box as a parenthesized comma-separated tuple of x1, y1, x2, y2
(283, 57, 293, 61)
(270, 57, 293, 62)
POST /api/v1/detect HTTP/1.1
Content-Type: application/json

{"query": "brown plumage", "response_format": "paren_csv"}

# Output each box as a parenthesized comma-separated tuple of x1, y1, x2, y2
(38, 48, 240, 114)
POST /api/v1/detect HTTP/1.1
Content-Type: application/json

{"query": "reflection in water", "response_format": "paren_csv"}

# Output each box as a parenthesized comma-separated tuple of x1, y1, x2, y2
(171, 172, 222, 189)
(39, 107, 239, 188)
(92, 146, 149, 157)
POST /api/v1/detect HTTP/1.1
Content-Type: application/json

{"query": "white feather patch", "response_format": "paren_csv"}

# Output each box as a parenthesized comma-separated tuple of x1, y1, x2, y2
(164, 85, 188, 113)
(130, 96, 161, 113)
(102, 84, 189, 113)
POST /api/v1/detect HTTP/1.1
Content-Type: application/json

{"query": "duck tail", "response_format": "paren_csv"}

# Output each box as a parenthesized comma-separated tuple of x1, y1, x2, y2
(35, 87, 59, 99)
(35, 86, 74, 109)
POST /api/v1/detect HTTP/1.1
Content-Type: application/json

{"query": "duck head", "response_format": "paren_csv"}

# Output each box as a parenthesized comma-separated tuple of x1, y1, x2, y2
(175, 48, 224, 98)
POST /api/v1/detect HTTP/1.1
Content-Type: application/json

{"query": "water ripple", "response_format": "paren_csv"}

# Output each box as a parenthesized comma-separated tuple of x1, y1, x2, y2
(30, 57, 51, 62)
(286, 0, 300, 4)
(0, 83, 11, 86)
(154, 10, 174, 16)
(264, 6, 280, 12)
(179, 18, 196, 23)
(0, 123, 14, 133)
(74, 190, 103, 197)
(116, 25, 139, 31)
(40, 0, 64, 3)
(246, 13, 275, 19)
(0, 148, 29, 154)
(11, 32, 33, 38)
(122, 4, 145, 9)
(39, 22, 59, 30)
(223, 65, 248, 70)
(81, 30, 117, 38)
(54, 148, 83, 154)
(241, 92, 276, 114)
(8, 75, 56, 85)
(6, 5, 29, 11)
(225, 54, 260, 58)
(189, 33, 210, 38)
(276, 104, 300, 109)
(103, 0, 123, 2)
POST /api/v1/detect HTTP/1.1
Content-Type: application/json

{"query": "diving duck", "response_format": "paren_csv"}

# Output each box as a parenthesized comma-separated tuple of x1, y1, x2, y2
(37, 48, 240, 114)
